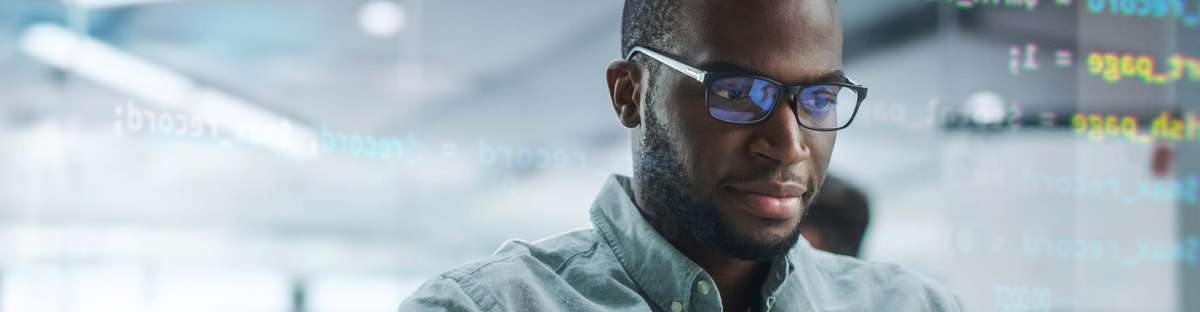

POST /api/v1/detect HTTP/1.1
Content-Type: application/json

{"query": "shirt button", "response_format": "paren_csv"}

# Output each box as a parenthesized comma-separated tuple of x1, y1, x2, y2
(671, 301, 684, 312)
(696, 280, 710, 295)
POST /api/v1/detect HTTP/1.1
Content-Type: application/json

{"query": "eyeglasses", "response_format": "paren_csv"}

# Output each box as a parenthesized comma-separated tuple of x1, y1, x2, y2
(625, 46, 868, 131)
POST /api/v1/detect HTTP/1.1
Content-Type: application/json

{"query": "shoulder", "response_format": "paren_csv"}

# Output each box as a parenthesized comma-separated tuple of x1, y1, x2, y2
(805, 249, 965, 311)
(402, 229, 629, 311)
(454, 228, 608, 281)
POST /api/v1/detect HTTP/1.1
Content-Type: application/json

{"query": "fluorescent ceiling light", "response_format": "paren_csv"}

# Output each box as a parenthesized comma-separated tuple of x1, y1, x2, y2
(21, 23, 195, 109)
(20, 23, 318, 159)
(63, 0, 177, 10)
(190, 89, 319, 157)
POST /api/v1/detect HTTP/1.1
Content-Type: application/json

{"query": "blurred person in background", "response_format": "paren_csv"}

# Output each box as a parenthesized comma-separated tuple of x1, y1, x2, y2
(798, 174, 871, 258)
(401, 0, 961, 311)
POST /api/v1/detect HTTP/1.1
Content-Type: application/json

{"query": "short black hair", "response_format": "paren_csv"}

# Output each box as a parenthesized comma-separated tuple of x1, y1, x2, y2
(621, 0, 684, 109)
(620, 0, 682, 58)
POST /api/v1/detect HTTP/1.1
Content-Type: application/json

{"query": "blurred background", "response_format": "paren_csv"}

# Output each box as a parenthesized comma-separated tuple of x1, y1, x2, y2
(0, 0, 1198, 311)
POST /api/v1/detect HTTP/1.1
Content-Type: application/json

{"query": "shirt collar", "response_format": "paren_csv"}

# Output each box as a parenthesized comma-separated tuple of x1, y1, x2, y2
(589, 174, 806, 310)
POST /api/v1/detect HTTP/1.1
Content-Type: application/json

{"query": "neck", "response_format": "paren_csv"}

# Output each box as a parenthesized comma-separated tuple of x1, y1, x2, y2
(639, 208, 771, 312)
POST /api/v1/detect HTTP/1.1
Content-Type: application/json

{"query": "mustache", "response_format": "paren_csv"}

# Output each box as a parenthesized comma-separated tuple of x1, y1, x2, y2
(724, 165, 815, 188)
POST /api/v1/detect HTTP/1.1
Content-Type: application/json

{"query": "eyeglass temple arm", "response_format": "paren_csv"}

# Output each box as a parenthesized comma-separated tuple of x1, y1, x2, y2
(625, 47, 707, 83)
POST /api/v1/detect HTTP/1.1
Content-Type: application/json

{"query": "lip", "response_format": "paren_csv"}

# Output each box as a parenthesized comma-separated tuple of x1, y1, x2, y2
(725, 181, 807, 220)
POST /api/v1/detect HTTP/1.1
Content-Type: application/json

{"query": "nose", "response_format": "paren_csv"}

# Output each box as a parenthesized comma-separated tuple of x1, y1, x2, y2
(748, 100, 810, 166)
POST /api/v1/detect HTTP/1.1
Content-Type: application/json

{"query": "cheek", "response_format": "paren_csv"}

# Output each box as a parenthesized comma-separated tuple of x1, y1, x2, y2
(685, 130, 745, 189)
(813, 132, 835, 159)
(809, 132, 836, 173)
(663, 82, 738, 192)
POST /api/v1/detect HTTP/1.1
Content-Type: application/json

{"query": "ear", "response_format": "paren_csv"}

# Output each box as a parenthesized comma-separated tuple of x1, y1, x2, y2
(606, 60, 644, 129)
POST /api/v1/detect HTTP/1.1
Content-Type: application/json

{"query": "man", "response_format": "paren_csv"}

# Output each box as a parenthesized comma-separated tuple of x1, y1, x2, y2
(401, 0, 962, 311)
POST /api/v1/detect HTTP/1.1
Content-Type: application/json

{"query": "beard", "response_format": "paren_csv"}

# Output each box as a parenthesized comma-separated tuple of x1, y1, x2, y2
(634, 102, 804, 261)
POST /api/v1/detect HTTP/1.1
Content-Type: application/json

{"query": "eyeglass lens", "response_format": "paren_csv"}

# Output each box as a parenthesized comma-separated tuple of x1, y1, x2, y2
(707, 76, 859, 129)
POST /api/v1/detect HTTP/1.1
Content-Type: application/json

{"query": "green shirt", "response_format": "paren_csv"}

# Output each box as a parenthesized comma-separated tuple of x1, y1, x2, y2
(400, 175, 964, 311)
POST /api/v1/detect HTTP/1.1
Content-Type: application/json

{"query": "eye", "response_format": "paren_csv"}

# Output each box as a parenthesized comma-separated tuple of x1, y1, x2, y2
(805, 89, 838, 112)
(715, 89, 747, 100)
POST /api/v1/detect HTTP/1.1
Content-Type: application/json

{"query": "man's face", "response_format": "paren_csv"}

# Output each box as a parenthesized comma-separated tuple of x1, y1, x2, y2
(634, 0, 842, 260)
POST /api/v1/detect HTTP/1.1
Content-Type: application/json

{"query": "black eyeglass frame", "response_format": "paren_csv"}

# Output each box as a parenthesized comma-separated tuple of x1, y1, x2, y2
(625, 46, 868, 131)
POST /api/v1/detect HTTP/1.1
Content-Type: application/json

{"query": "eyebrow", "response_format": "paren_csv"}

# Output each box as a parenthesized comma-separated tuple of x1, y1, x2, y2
(698, 61, 848, 85)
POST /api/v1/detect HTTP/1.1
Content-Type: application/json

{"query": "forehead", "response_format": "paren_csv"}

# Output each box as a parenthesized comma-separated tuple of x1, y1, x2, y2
(678, 0, 843, 84)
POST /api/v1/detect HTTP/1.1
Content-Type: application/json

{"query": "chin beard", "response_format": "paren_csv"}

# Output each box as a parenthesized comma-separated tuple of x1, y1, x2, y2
(634, 106, 802, 261)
